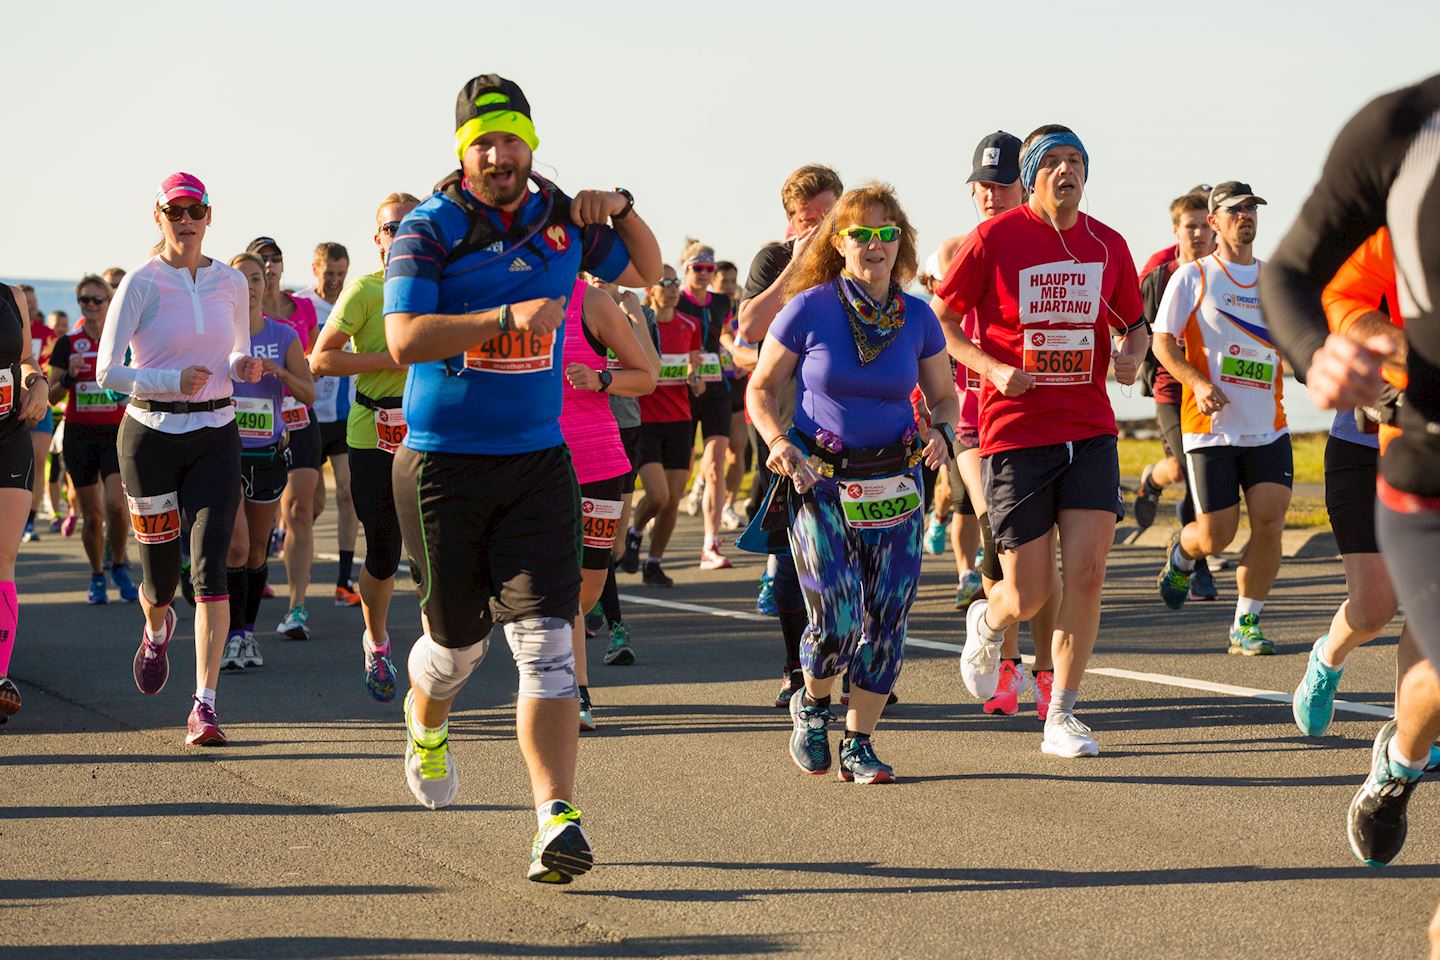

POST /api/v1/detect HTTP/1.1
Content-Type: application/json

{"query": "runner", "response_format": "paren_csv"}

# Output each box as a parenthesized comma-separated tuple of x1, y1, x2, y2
(624, 266, 703, 587)
(47, 274, 138, 603)
(558, 276, 657, 729)
(294, 241, 362, 608)
(220, 253, 314, 673)
(101, 267, 126, 292)
(732, 163, 842, 704)
(383, 73, 660, 882)
(0, 283, 57, 720)
(713, 260, 750, 531)
(936, 125, 1149, 757)
(929, 130, 1060, 717)
(311, 192, 421, 701)
(248, 237, 322, 640)
(1262, 75, 1440, 893)
(99, 171, 262, 746)
(746, 181, 956, 783)
(24, 306, 57, 542)
(1153, 182, 1291, 656)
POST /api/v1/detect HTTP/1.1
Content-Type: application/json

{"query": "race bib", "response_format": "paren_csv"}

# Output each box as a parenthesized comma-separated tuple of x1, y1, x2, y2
(127, 491, 181, 545)
(963, 366, 981, 392)
(374, 406, 408, 453)
(605, 348, 623, 372)
(720, 350, 737, 379)
(0, 369, 13, 418)
(76, 381, 117, 412)
(698, 351, 724, 383)
(1022, 328, 1094, 386)
(657, 353, 691, 386)
(1219, 340, 1277, 391)
(838, 474, 922, 529)
(281, 396, 310, 431)
(581, 496, 624, 549)
(1019, 261, 1101, 325)
(234, 396, 275, 441)
(463, 330, 555, 374)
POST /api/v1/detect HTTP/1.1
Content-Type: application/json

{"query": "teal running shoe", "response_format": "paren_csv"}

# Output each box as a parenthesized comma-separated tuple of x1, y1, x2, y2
(788, 689, 831, 774)
(954, 569, 983, 610)
(923, 511, 949, 555)
(838, 735, 895, 784)
(528, 800, 593, 884)
(1293, 635, 1343, 735)
(602, 623, 635, 665)
(755, 574, 778, 616)
(1348, 720, 1424, 867)
(1228, 614, 1274, 656)
(1157, 534, 1191, 611)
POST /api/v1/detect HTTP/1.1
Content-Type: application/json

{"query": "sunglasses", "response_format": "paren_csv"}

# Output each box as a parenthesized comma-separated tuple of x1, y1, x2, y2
(379, 221, 402, 236)
(838, 225, 902, 244)
(656, 278, 682, 288)
(688, 263, 717, 274)
(160, 203, 210, 222)
(258, 253, 283, 265)
(77, 295, 107, 306)
(1220, 203, 1258, 216)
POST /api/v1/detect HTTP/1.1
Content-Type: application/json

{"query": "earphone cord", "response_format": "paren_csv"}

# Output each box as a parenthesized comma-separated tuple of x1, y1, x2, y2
(1049, 195, 1136, 398)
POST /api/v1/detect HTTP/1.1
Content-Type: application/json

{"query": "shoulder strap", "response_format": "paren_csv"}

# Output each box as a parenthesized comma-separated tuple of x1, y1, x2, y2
(438, 171, 575, 270)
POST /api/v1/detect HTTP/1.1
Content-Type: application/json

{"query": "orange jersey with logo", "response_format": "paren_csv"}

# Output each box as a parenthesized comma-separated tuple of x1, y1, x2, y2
(1321, 227, 1405, 451)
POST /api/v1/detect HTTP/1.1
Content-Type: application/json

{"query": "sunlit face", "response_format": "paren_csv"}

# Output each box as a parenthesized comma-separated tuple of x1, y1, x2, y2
(48, 312, 69, 336)
(652, 266, 681, 309)
(711, 267, 738, 299)
(1032, 145, 1085, 209)
(375, 200, 419, 264)
(786, 190, 837, 237)
(76, 282, 110, 324)
(1210, 203, 1258, 249)
(237, 260, 265, 317)
(1174, 209, 1216, 261)
(684, 257, 716, 295)
(154, 196, 211, 250)
(22, 289, 39, 319)
(255, 245, 284, 290)
(971, 179, 1025, 220)
(461, 132, 532, 208)
(313, 257, 348, 301)
(831, 203, 900, 289)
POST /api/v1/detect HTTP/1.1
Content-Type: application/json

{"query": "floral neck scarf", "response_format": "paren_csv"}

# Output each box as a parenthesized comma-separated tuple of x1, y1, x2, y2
(836, 271, 906, 365)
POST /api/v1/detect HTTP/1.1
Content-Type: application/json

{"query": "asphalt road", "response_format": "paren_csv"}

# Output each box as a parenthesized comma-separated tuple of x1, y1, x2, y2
(3, 505, 1436, 960)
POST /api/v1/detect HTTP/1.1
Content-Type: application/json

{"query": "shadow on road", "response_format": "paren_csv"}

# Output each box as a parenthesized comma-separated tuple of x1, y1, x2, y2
(1, 800, 521, 820)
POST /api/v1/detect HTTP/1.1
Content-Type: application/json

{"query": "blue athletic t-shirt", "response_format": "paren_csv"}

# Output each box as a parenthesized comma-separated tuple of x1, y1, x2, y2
(232, 319, 298, 449)
(384, 185, 631, 454)
(770, 281, 946, 449)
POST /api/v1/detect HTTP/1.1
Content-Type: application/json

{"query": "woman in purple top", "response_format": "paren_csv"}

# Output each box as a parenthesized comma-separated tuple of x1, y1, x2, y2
(221, 253, 313, 674)
(747, 183, 959, 784)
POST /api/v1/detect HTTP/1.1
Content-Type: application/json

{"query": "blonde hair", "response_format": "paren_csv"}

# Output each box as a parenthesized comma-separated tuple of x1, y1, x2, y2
(229, 252, 264, 274)
(784, 181, 918, 301)
(678, 238, 714, 268)
(376, 192, 421, 224)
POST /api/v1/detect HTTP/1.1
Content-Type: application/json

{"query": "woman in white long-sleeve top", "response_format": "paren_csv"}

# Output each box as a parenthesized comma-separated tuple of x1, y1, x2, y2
(97, 172, 262, 746)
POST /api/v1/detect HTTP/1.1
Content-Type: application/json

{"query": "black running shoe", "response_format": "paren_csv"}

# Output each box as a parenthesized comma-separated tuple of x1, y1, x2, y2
(618, 530, 642, 574)
(641, 560, 673, 588)
(1348, 720, 1424, 867)
(773, 667, 804, 708)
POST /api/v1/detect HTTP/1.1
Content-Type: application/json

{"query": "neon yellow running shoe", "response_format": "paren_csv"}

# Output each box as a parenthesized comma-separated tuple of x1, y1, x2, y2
(528, 800, 594, 884)
(403, 690, 458, 810)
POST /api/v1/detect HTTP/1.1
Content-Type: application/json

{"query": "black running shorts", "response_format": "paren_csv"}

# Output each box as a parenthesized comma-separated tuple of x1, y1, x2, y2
(0, 424, 34, 491)
(982, 434, 1123, 552)
(1324, 434, 1379, 555)
(1186, 435, 1293, 516)
(65, 421, 120, 487)
(690, 383, 731, 440)
(319, 419, 349, 463)
(241, 446, 288, 504)
(639, 420, 693, 472)
(286, 415, 322, 472)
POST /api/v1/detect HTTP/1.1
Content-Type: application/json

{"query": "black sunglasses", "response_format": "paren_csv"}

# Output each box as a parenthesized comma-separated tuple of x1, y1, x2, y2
(258, 253, 283, 265)
(160, 203, 209, 222)
(77, 295, 107, 306)
(380, 221, 402, 236)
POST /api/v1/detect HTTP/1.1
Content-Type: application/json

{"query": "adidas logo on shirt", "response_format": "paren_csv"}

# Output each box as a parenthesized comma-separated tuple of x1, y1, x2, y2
(509, 258, 531, 273)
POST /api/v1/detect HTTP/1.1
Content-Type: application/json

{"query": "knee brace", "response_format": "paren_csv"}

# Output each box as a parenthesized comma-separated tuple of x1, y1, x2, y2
(407, 633, 489, 700)
(978, 512, 1002, 582)
(503, 617, 578, 699)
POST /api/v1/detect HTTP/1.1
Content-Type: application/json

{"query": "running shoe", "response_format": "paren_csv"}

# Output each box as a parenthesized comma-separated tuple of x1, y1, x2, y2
(277, 606, 310, 641)
(403, 689, 459, 810)
(699, 543, 732, 570)
(528, 800, 594, 884)
(584, 602, 605, 638)
(1348, 720, 1424, 867)
(179, 561, 196, 607)
(48, 516, 63, 534)
(603, 623, 635, 665)
(61, 513, 76, 537)
(268, 527, 285, 557)
(220, 632, 247, 672)
(0, 676, 20, 721)
(364, 644, 395, 702)
(954, 569, 983, 610)
(1428, 744, 1440, 774)
(132, 606, 177, 696)
(1133, 465, 1159, 531)
(240, 632, 264, 669)
(1189, 558, 1219, 601)
(1293, 635, 1343, 736)
(961, 598, 1003, 699)
(756, 574, 778, 616)
(1042, 713, 1100, 758)
(789, 690, 832, 774)
(721, 503, 743, 531)
(111, 564, 139, 603)
(774, 667, 804, 709)
(1033, 669, 1054, 722)
(333, 584, 362, 607)
(185, 698, 228, 747)
(1228, 614, 1274, 656)
(641, 560, 673, 588)
(618, 530, 642, 574)
(838, 736, 895, 784)
(923, 511, 950, 555)
(578, 686, 596, 732)
(21, 520, 36, 543)
(983, 660, 1028, 716)
(87, 572, 108, 605)
(261, 584, 275, 599)
(1157, 534, 1192, 610)
(683, 481, 703, 516)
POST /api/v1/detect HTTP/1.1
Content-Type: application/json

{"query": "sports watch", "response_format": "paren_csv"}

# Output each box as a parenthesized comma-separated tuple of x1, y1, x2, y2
(935, 422, 957, 459)
(597, 369, 614, 392)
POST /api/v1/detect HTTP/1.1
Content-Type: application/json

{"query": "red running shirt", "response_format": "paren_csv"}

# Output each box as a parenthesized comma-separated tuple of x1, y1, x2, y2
(936, 204, 1144, 455)
(637, 312, 701, 424)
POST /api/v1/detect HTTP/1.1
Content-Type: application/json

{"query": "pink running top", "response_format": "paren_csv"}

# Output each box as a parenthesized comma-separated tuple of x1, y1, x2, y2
(559, 280, 630, 485)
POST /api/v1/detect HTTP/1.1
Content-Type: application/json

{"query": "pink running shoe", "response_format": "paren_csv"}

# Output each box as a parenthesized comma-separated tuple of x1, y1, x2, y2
(699, 542, 733, 571)
(1033, 669, 1055, 722)
(983, 660, 1028, 716)
(186, 698, 228, 746)
(61, 513, 77, 537)
(132, 606, 178, 696)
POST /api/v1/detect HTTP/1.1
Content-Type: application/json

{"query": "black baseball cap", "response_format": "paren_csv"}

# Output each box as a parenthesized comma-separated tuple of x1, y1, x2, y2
(967, 131, 1022, 185)
(246, 236, 282, 256)
(1208, 181, 1267, 214)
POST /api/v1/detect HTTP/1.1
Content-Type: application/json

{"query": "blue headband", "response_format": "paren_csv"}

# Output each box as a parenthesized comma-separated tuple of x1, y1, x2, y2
(1020, 132, 1089, 192)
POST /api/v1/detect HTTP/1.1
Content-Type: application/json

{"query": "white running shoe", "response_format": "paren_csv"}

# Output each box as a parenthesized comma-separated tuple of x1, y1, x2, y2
(220, 633, 246, 671)
(961, 599, 1003, 699)
(403, 690, 459, 809)
(683, 480, 703, 516)
(240, 632, 264, 668)
(721, 503, 743, 531)
(1041, 714, 1101, 758)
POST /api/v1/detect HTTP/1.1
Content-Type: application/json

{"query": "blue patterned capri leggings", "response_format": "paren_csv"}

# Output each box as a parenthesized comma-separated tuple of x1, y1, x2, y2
(787, 470, 923, 695)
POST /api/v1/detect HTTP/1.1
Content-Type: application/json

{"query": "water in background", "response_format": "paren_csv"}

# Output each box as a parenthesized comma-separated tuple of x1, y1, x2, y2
(1, 278, 80, 322)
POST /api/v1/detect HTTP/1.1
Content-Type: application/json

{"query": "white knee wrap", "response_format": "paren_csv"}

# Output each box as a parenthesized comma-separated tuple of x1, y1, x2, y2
(503, 617, 577, 699)
(407, 633, 488, 700)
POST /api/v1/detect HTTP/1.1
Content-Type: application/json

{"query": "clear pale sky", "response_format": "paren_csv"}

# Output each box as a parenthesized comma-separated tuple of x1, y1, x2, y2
(6, 0, 1438, 289)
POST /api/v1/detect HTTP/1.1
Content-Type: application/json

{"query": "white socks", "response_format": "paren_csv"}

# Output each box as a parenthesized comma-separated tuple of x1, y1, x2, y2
(1234, 597, 1264, 629)
(195, 687, 216, 709)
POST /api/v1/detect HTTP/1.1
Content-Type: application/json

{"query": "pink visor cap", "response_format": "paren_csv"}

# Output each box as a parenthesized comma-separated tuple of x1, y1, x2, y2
(156, 172, 209, 206)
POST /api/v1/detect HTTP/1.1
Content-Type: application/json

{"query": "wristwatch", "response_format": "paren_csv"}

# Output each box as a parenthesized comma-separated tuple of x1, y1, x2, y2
(24, 372, 46, 390)
(612, 187, 635, 221)
(597, 369, 613, 393)
(935, 422, 957, 459)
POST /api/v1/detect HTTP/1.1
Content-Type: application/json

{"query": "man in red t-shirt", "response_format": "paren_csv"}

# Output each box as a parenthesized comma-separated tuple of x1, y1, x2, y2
(935, 124, 1149, 758)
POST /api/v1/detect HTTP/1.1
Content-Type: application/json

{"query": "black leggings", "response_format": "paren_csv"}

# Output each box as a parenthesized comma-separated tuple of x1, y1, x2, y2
(118, 417, 241, 606)
(1156, 400, 1196, 526)
(1377, 500, 1440, 670)
(350, 447, 403, 580)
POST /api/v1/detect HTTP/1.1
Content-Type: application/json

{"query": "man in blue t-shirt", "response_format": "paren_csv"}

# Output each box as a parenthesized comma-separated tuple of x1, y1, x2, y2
(383, 73, 661, 885)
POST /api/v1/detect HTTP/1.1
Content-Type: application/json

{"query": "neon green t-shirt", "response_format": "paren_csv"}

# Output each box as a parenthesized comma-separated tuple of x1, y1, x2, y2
(329, 270, 407, 449)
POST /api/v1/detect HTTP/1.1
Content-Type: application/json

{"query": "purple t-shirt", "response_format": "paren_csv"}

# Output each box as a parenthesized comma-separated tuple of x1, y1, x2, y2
(770, 281, 946, 448)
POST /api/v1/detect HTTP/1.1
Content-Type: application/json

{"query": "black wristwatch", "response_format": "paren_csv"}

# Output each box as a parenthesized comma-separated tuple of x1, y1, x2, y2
(597, 369, 613, 393)
(612, 187, 635, 221)
(935, 422, 957, 459)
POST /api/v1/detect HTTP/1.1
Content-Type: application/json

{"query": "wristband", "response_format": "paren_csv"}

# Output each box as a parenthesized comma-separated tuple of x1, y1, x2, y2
(498, 304, 511, 333)
(612, 187, 635, 221)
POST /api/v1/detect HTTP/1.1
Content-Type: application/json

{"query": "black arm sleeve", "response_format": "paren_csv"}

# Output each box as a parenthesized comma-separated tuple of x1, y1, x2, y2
(740, 242, 792, 305)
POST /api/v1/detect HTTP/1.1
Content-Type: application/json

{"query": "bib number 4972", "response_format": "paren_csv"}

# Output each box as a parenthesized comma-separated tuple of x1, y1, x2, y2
(127, 491, 181, 545)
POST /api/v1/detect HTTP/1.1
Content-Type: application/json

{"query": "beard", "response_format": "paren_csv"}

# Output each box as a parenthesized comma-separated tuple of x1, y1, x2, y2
(471, 157, 532, 207)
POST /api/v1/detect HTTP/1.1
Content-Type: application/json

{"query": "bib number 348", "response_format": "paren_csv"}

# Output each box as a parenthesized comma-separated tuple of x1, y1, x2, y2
(838, 475, 921, 529)
(127, 491, 181, 545)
